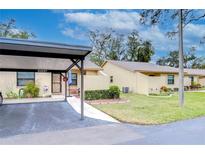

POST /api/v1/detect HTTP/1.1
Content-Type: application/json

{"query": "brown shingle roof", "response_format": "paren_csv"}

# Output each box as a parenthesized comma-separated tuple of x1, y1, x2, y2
(105, 60, 205, 76)
(106, 60, 179, 73)
(184, 68, 205, 76)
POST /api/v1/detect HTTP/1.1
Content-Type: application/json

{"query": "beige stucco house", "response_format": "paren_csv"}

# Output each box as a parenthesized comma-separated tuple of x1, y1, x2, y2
(102, 60, 205, 95)
(0, 60, 109, 98)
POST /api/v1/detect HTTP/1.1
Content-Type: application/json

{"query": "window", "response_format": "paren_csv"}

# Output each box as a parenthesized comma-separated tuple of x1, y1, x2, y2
(167, 75, 174, 85)
(110, 76, 113, 83)
(17, 72, 35, 86)
(71, 73, 77, 85)
(190, 76, 194, 82)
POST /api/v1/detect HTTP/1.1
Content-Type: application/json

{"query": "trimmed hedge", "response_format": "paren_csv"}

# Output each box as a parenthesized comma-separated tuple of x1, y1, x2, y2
(85, 90, 111, 100)
(85, 85, 120, 100)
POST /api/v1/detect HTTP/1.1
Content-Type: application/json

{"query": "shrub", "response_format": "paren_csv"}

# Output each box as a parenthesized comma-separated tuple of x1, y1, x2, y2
(160, 86, 168, 92)
(23, 83, 40, 98)
(190, 82, 202, 89)
(85, 90, 111, 100)
(196, 83, 202, 88)
(173, 88, 178, 92)
(167, 88, 173, 92)
(85, 86, 120, 100)
(109, 85, 120, 99)
(6, 90, 18, 99)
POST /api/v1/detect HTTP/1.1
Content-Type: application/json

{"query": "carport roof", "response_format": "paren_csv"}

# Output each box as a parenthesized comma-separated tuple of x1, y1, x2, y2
(0, 37, 92, 58)
(0, 38, 92, 72)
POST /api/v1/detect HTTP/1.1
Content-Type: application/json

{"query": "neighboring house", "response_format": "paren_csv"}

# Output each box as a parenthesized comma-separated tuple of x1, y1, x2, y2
(102, 60, 205, 95)
(0, 60, 109, 98)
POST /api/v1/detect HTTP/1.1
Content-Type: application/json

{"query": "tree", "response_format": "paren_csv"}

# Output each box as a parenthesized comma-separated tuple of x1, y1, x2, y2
(126, 31, 154, 62)
(140, 10, 205, 40)
(0, 19, 35, 39)
(89, 30, 127, 65)
(156, 50, 205, 68)
(89, 29, 155, 65)
(89, 30, 112, 66)
(106, 34, 126, 61)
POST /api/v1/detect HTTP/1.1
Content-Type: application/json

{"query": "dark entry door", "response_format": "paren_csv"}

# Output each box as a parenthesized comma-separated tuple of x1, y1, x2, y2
(52, 73, 62, 93)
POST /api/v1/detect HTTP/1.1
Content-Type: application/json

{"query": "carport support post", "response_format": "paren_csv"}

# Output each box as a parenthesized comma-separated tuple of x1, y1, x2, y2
(65, 72, 68, 101)
(80, 58, 84, 120)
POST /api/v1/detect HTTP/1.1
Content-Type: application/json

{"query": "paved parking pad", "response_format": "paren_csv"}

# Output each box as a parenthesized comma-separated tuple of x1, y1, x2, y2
(0, 102, 113, 138)
(1, 102, 205, 144)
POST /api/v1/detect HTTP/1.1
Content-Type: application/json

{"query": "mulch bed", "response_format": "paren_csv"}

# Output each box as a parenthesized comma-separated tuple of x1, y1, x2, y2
(86, 98, 129, 105)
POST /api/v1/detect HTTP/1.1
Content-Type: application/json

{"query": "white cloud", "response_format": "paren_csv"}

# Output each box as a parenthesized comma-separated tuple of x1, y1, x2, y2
(64, 10, 142, 31)
(62, 10, 178, 51)
(140, 26, 177, 52)
(60, 10, 205, 57)
(62, 28, 87, 40)
(185, 23, 205, 40)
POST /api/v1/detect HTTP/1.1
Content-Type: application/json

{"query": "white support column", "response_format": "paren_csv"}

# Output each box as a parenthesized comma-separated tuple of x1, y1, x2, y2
(179, 9, 184, 107)
(80, 58, 84, 120)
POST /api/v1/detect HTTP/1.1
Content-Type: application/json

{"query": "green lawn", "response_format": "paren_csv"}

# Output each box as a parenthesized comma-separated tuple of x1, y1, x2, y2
(93, 92, 205, 125)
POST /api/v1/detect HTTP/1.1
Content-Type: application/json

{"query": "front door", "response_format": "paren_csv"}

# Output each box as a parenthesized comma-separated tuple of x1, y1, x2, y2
(52, 73, 62, 94)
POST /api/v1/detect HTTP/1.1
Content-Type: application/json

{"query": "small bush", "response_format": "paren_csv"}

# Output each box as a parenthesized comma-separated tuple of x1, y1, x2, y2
(167, 88, 173, 92)
(6, 90, 18, 99)
(109, 85, 120, 99)
(23, 83, 40, 98)
(190, 82, 202, 89)
(160, 86, 168, 92)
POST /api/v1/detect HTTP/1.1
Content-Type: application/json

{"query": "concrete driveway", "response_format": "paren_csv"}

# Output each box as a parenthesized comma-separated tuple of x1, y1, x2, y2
(0, 102, 205, 144)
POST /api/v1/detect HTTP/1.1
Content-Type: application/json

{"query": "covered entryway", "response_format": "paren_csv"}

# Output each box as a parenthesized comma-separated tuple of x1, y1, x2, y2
(0, 37, 92, 120)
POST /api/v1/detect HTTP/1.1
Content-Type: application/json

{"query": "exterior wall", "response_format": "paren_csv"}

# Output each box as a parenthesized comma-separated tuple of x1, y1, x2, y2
(0, 72, 17, 97)
(135, 72, 149, 95)
(148, 74, 198, 93)
(35, 73, 52, 97)
(149, 74, 200, 93)
(0, 70, 109, 98)
(102, 62, 205, 95)
(84, 74, 109, 90)
(69, 70, 109, 91)
(102, 62, 137, 92)
(0, 72, 52, 97)
(199, 77, 205, 86)
(148, 76, 163, 94)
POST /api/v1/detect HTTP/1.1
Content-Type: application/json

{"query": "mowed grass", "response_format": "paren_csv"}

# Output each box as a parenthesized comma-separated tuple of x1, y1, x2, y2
(93, 92, 205, 124)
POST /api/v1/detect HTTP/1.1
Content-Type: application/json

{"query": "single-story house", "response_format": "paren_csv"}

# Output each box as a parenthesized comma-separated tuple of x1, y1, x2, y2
(0, 59, 109, 98)
(102, 60, 205, 95)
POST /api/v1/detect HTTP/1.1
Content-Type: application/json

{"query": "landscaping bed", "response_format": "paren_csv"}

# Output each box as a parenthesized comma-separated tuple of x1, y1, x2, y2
(86, 98, 128, 105)
(148, 92, 173, 97)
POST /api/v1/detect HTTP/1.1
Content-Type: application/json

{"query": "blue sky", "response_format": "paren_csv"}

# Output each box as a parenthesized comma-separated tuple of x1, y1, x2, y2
(1, 9, 205, 61)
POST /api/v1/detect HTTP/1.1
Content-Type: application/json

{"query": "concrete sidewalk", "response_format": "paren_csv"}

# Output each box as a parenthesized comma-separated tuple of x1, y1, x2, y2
(67, 97, 119, 123)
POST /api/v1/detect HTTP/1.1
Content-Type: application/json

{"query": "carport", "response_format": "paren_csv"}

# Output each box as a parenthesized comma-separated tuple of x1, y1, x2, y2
(0, 37, 92, 120)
